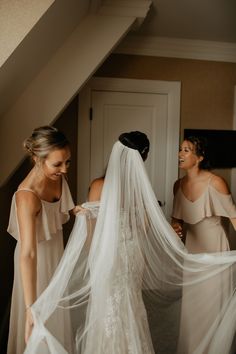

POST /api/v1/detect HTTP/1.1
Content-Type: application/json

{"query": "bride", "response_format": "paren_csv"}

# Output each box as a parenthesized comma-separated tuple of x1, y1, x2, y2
(24, 131, 236, 354)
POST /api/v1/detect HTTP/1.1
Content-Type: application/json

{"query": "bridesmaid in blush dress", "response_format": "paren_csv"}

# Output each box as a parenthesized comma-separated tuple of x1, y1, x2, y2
(7, 126, 81, 354)
(171, 136, 236, 354)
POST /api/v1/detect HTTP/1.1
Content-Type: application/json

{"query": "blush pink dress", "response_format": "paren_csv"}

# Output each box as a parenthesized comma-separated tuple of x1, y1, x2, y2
(172, 177, 236, 253)
(172, 177, 236, 354)
(7, 177, 74, 354)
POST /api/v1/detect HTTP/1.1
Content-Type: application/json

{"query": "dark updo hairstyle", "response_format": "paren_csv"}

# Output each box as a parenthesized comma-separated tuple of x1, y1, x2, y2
(119, 131, 150, 161)
(186, 135, 211, 170)
(23, 125, 69, 161)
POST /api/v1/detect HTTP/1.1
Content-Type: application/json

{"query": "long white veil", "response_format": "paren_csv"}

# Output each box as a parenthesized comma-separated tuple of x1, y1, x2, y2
(25, 141, 236, 354)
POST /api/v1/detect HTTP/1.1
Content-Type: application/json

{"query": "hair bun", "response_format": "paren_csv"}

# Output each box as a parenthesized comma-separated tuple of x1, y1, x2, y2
(23, 125, 69, 160)
(119, 131, 150, 161)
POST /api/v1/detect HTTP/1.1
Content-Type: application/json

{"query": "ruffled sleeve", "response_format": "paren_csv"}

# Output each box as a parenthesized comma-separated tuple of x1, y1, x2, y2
(36, 177, 75, 242)
(172, 184, 236, 225)
(60, 176, 75, 222)
(7, 177, 75, 243)
(205, 185, 236, 219)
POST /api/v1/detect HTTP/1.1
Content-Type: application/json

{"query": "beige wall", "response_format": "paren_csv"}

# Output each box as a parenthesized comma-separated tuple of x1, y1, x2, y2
(97, 54, 236, 130)
(96, 53, 236, 182)
(0, 0, 54, 66)
(96, 53, 236, 248)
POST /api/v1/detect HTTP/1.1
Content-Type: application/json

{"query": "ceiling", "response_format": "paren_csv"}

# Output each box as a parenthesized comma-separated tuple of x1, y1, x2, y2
(136, 0, 236, 43)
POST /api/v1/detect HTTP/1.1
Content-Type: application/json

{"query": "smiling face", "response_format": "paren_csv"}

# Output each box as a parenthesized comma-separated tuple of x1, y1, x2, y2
(40, 146, 71, 180)
(179, 140, 203, 170)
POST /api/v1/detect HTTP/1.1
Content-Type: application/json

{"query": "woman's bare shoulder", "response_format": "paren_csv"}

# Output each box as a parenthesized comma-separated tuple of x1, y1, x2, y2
(15, 189, 41, 214)
(90, 177, 104, 187)
(210, 173, 230, 194)
(88, 177, 104, 202)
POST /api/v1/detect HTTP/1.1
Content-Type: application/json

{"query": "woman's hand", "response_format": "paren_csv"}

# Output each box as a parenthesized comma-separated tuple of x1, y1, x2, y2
(25, 308, 34, 343)
(171, 220, 183, 239)
(72, 205, 87, 215)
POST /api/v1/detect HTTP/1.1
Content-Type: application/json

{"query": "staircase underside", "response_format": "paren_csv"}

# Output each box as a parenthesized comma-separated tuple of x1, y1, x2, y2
(0, 0, 151, 186)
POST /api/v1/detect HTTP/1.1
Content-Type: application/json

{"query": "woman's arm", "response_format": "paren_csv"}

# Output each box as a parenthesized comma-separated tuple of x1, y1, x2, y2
(16, 191, 41, 343)
(70, 178, 104, 215)
(211, 175, 236, 230)
(88, 178, 104, 202)
(210, 175, 230, 194)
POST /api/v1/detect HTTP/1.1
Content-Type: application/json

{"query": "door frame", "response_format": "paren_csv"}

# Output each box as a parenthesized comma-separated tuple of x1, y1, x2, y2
(231, 85, 236, 198)
(78, 77, 181, 219)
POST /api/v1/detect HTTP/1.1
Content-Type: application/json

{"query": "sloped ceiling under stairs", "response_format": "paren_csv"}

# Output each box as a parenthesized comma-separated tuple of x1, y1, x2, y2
(0, 0, 151, 186)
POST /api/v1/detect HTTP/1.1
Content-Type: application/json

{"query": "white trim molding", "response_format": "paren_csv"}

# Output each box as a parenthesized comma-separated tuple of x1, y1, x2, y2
(231, 86, 236, 199)
(229, 86, 236, 245)
(115, 34, 236, 63)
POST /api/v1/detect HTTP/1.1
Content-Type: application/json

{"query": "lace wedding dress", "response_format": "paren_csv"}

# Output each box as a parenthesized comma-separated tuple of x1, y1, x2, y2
(81, 205, 155, 354)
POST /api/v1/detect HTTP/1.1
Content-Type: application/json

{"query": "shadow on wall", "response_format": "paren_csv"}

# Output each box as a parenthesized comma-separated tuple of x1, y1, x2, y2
(0, 96, 78, 354)
(0, 160, 28, 354)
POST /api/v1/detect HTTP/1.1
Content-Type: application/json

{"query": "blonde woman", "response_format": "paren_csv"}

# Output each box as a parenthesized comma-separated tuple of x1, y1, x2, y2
(7, 126, 80, 354)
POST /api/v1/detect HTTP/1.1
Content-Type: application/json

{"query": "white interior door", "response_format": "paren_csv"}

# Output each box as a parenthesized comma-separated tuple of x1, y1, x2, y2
(90, 90, 168, 211)
(78, 78, 181, 220)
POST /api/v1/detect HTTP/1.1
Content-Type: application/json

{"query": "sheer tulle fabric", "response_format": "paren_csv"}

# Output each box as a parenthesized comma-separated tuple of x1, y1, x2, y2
(25, 141, 236, 354)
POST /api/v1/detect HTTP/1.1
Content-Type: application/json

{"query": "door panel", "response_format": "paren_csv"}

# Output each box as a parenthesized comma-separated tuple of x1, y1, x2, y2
(78, 78, 181, 220)
(90, 90, 168, 212)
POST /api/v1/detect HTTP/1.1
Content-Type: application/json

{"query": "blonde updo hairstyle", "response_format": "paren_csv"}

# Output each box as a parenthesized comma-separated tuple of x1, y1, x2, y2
(23, 126, 69, 163)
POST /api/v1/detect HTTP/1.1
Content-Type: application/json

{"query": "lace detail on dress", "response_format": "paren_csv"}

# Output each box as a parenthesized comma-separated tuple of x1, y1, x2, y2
(104, 289, 123, 337)
(102, 211, 154, 353)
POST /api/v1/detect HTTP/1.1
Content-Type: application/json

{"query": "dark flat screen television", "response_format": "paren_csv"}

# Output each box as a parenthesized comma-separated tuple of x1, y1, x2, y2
(184, 129, 236, 169)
